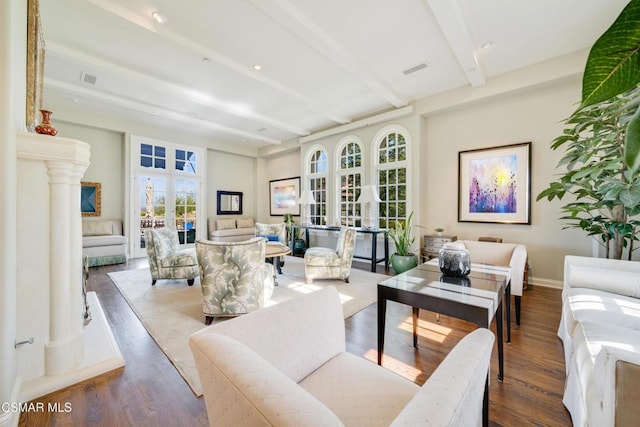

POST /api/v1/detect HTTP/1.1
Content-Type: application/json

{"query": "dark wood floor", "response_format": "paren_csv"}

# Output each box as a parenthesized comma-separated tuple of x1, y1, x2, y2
(20, 258, 572, 426)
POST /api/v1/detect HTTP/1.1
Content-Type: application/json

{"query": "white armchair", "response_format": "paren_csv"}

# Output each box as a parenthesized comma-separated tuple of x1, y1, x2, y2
(459, 240, 528, 326)
(189, 286, 495, 427)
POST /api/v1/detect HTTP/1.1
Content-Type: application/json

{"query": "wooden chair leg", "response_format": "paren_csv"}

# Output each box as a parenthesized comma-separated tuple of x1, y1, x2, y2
(187, 278, 195, 286)
(515, 295, 522, 326)
(205, 316, 214, 325)
(151, 279, 157, 286)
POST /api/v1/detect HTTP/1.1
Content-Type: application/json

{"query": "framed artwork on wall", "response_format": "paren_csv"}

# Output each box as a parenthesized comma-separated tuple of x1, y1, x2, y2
(458, 142, 531, 224)
(26, 0, 45, 131)
(81, 182, 102, 217)
(269, 177, 300, 216)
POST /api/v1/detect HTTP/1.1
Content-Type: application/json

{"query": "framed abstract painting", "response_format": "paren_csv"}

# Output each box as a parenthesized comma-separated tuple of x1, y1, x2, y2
(81, 182, 102, 217)
(458, 142, 531, 224)
(269, 177, 300, 216)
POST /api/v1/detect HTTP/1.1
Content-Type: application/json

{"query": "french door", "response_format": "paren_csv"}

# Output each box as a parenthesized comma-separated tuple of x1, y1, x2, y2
(130, 137, 204, 259)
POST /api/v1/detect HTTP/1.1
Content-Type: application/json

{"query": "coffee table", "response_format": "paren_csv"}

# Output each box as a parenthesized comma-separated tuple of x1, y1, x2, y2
(265, 242, 291, 285)
(377, 262, 508, 382)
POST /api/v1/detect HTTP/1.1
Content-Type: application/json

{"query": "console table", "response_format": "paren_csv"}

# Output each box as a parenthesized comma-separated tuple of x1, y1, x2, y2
(291, 225, 388, 272)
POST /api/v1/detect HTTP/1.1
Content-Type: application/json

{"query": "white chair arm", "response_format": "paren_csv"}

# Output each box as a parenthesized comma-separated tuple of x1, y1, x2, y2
(190, 334, 344, 426)
(509, 244, 527, 296)
(390, 329, 494, 427)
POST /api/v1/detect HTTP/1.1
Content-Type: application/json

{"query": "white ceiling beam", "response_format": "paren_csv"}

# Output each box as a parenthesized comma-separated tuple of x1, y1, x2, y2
(85, 0, 351, 125)
(45, 78, 282, 145)
(424, 0, 486, 87)
(250, 0, 409, 108)
(299, 105, 414, 144)
(46, 42, 311, 137)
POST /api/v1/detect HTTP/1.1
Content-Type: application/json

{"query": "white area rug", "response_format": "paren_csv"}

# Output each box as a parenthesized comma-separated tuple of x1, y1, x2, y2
(108, 256, 385, 396)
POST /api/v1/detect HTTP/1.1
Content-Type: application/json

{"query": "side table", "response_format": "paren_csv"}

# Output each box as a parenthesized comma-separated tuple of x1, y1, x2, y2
(422, 234, 457, 260)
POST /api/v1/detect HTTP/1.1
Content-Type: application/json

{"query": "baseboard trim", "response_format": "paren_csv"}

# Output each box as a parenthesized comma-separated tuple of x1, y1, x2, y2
(19, 292, 125, 402)
(528, 276, 562, 289)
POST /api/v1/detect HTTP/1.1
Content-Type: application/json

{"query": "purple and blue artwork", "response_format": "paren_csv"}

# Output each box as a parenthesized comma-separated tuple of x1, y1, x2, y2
(468, 155, 517, 213)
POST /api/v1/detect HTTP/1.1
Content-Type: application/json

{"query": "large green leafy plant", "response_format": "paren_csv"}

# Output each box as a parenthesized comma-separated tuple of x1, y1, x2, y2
(538, 0, 640, 259)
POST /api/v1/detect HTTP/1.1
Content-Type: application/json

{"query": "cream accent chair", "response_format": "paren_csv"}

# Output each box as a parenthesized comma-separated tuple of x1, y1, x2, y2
(189, 286, 495, 427)
(459, 240, 527, 326)
(254, 222, 287, 243)
(195, 237, 275, 325)
(304, 227, 356, 284)
(144, 227, 198, 286)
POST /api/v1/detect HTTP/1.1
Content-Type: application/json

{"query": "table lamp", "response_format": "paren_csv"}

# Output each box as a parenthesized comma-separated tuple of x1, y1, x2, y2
(298, 190, 315, 226)
(357, 185, 381, 229)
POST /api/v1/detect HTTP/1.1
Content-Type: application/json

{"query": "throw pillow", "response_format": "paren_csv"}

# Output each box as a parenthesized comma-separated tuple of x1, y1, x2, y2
(259, 234, 280, 242)
(82, 220, 112, 236)
(216, 218, 237, 230)
(236, 218, 255, 229)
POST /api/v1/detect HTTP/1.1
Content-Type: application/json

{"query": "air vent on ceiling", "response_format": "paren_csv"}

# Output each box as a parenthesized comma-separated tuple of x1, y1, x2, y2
(402, 62, 428, 76)
(80, 72, 97, 85)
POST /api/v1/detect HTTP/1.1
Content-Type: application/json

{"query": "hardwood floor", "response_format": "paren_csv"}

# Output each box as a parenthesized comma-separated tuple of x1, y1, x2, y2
(19, 258, 572, 426)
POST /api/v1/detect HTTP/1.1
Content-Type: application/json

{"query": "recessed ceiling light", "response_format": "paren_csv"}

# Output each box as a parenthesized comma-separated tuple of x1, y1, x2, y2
(68, 97, 78, 103)
(481, 41, 494, 49)
(151, 12, 167, 24)
(253, 64, 262, 71)
(202, 57, 210, 63)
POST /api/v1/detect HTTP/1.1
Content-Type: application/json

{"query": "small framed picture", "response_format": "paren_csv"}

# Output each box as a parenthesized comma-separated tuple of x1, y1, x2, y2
(81, 182, 101, 217)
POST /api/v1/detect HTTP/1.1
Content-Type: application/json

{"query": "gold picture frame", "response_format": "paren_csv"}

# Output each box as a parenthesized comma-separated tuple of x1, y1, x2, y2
(81, 182, 102, 217)
(26, 0, 45, 131)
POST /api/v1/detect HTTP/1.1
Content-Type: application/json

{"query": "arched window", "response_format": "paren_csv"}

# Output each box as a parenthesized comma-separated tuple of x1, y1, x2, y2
(336, 138, 363, 227)
(375, 127, 409, 229)
(307, 147, 328, 225)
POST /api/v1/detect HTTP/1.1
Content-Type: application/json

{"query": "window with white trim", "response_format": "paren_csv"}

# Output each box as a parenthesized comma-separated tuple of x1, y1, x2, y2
(308, 148, 328, 225)
(377, 131, 408, 229)
(337, 140, 362, 227)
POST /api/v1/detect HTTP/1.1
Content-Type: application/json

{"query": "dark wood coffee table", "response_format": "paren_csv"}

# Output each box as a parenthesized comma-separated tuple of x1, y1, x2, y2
(377, 262, 508, 380)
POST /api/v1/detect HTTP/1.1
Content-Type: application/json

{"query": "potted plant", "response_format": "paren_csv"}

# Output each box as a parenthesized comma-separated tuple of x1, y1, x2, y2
(537, 0, 640, 260)
(283, 213, 306, 255)
(389, 211, 419, 273)
(435, 227, 445, 236)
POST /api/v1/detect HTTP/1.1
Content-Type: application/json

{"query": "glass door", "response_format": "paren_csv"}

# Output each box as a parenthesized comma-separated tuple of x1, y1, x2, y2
(130, 137, 203, 259)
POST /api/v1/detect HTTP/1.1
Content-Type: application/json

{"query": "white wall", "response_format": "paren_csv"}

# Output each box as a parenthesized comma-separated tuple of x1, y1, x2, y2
(260, 148, 301, 223)
(207, 149, 256, 219)
(56, 121, 124, 219)
(421, 78, 590, 285)
(1, 0, 23, 424)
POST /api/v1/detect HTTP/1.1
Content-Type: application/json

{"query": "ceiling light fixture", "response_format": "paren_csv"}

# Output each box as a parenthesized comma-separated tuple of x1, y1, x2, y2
(481, 41, 494, 49)
(253, 64, 262, 71)
(151, 12, 167, 24)
(202, 57, 210, 63)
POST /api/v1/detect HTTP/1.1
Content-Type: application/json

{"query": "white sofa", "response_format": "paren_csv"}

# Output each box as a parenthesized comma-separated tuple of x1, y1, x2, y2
(189, 286, 495, 427)
(558, 255, 640, 427)
(82, 218, 127, 267)
(459, 240, 528, 326)
(207, 217, 255, 242)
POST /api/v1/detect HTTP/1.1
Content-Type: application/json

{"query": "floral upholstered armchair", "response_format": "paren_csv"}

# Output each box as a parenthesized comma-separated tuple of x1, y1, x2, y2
(304, 227, 356, 284)
(144, 227, 199, 286)
(195, 237, 275, 325)
(255, 221, 288, 266)
(255, 222, 287, 243)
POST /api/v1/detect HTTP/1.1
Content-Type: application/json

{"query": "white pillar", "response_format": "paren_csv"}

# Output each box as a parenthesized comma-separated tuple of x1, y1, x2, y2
(44, 161, 84, 375)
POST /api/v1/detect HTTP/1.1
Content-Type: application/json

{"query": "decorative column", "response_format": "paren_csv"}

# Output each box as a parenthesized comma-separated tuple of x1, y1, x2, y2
(16, 132, 90, 376)
(44, 161, 83, 374)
